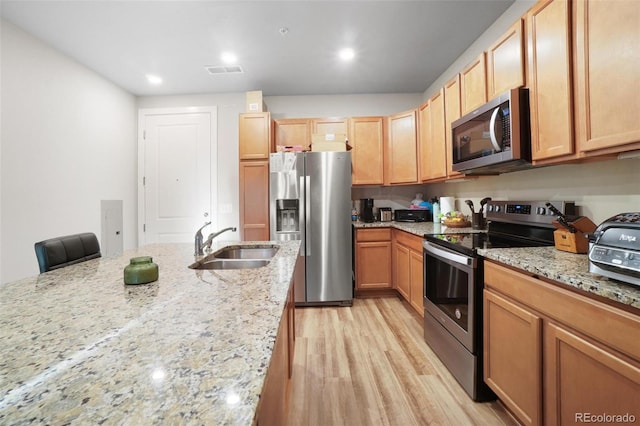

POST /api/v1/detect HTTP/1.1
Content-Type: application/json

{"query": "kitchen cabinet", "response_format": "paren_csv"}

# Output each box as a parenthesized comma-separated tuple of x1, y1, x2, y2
(392, 229, 424, 316)
(386, 109, 418, 185)
(527, 0, 575, 163)
(484, 261, 640, 426)
(311, 117, 348, 137)
(574, 0, 640, 156)
(350, 116, 385, 185)
(239, 112, 271, 160)
(239, 161, 269, 241)
(486, 19, 525, 100)
(273, 118, 312, 151)
(443, 76, 465, 179)
(256, 278, 295, 425)
(355, 228, 393, 294)
(418, 89, 447, 182)
(460, 53, 487, 115)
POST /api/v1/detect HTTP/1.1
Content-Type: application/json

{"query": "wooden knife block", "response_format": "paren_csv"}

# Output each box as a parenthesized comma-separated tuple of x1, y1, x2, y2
(552, 216, 597, 254)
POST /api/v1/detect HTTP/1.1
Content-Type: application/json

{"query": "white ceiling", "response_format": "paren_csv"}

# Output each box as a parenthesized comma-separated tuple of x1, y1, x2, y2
(1, 0, 515, 97)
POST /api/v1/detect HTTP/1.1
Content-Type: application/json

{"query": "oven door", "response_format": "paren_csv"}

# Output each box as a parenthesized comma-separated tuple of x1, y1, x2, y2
(423, 240, 477, 353)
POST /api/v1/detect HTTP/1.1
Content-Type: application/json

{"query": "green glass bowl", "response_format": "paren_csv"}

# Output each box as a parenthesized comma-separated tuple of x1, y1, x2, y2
(124, 256, 159, 285)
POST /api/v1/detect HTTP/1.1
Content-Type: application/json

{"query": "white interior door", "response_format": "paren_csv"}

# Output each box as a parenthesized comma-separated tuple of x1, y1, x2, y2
(138, 107, 217, 245)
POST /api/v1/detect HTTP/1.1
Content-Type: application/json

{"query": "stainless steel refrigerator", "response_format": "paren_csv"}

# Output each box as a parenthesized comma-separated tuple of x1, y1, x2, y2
(269, 151, 353, 306)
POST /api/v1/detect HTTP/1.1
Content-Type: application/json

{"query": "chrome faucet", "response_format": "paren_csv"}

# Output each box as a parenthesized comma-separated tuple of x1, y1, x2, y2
(194, 221, 212, 256)
(203, 227, 237, 252)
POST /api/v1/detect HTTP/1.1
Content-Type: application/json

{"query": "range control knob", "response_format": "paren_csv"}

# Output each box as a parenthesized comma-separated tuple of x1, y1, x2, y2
(487, 205, 493, 212)
(494, 205, 501, 213)
(537, 207, 546, 215)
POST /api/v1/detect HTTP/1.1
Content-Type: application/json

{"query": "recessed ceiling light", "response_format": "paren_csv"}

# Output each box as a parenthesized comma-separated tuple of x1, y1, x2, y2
(221, 52, 238, 64)
(146, 74, 163, 85)
(339, 48, 355, 61)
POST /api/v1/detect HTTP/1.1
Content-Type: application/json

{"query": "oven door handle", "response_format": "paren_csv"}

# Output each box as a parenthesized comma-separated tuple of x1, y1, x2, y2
(424, 241, 474, 267)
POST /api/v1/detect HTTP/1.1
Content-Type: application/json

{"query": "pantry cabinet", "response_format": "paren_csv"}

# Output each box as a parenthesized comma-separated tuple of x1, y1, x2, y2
(484, 261, 640, 426)
(386, 109, 418, 184)
(574, 0, 640, 156)
(350, 116, 385, 185)
(355, 228, 393, 294)
(392, 229, 424, 316)
(527, 0, 574, 163)
(460, 53, 487, 115)
(273, 118, 312, 151)
(418, 89, 447, 182)
(239, 161, 270, 241)
(486, 19, 525, 100)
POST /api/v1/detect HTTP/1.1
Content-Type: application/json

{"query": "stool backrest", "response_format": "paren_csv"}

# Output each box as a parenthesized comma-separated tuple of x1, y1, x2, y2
(34, 233, 101, 273)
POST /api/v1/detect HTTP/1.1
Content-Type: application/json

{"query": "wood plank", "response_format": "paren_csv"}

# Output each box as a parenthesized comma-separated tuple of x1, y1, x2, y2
(287, 298, 518, 425)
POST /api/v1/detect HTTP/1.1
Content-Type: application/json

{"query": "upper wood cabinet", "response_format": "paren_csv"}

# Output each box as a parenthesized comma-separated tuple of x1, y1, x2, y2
(239, 113, 271, 160)
(273, 118, 312, 151)
(486, 19, 525, 100)
(418, 89, 447, 182)
(386, 109, 418, 184)
(443, 76, 465, 179)
(311, 117, 348, 137)
(460, 53, 487, 115)
(350, 116, 385, 185)
(574, 0, 640, 155)
(527, 0, 574, 162)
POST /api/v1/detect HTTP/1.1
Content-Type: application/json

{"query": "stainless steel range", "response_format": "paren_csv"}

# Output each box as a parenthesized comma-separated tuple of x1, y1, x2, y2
(422, 200, 576, 401)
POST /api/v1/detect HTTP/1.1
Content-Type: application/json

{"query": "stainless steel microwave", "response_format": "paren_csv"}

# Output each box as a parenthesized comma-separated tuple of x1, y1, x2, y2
(451, 88, 532, 175)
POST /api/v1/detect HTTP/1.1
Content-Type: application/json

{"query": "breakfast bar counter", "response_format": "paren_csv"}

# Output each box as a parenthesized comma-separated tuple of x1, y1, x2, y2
(0, 241, 300, 425)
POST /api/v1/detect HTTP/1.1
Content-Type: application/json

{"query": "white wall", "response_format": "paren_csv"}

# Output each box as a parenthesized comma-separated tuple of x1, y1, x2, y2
(1, 20, 138, 283)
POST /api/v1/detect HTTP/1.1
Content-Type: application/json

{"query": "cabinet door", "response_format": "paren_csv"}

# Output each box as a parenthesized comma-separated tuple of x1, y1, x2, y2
(408, 249, 424, 315)
(239, 161, 269, 241)
(484, 289, 542, 426)
(444, 76, 465, 179)
(574, 0, 640, 154)
(486, 19, 525, 100)
(350, 117, 385, 185)
(460, 53, 487, 115)
(394, 243, 411, 300)
(355, 241, 392, 289)
(419, 91, 447, 182)
(387, 109, 418, 184)
(543, 322, 640, 426)
(311, 118, 348, 136)
(274, 119, 312, 151)
(527, 0, 574, 161)
(239, 113, 271, 160)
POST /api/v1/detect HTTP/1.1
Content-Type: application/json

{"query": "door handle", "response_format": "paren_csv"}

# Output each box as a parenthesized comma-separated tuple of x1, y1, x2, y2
(489, 107, 502, 152)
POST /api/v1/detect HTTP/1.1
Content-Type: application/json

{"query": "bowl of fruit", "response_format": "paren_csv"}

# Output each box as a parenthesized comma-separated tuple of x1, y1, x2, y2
(441, 211, 471, 228)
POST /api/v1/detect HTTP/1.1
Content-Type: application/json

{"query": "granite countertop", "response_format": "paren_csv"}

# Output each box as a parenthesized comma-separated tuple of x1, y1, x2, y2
(0, 240, 300, 425)
(479, 246, 640, 311)
(352, 220, 483, 237)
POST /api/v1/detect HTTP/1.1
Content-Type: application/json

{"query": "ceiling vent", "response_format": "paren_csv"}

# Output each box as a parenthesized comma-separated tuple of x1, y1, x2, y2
(205, 65, 244, 75)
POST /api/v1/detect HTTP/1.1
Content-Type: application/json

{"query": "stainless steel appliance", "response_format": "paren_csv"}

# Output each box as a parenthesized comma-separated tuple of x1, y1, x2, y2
(379, 207, 393, 222)
(269, 151, 353, 306)
(588, 212, 640, 287)
(452, 88, 531, 175)
(361, 198, 376, 223)
(394, 209, 432, 222)
(423, 200, 575, 401)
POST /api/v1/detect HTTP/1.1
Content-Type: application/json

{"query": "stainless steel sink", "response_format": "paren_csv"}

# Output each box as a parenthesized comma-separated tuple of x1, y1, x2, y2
(213, 246, 278, 259)
(188, 244, 278, 270)
(191, 259, 270, 270)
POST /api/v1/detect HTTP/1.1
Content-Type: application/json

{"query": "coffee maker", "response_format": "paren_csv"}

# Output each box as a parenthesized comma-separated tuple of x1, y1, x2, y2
(360, 198, 375, 223)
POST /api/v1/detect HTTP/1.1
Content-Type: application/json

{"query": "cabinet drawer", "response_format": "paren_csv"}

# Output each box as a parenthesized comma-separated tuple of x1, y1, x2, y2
(393, 229, 423, 252)
(356, 228, 391, 242)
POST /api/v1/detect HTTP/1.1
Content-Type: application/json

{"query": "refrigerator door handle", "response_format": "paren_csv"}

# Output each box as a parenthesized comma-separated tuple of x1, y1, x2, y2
(299, 175, 306, 256)
(305, 175, 311, 256)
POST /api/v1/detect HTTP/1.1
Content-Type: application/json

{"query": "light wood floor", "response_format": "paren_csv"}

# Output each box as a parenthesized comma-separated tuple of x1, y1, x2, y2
(286, 297, 518, 426)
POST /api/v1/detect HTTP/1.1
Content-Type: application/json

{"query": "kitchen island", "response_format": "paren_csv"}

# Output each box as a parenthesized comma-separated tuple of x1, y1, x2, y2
(0, 240, 300, 425)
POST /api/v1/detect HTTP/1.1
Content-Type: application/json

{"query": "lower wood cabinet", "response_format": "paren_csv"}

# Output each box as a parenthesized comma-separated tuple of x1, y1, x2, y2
(239, 161, 269, 241)
(255, 280, 295, 425)
(354, 228, 392, 294)
(484, 261, 640, 426)
(392, 229, 424, 316)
